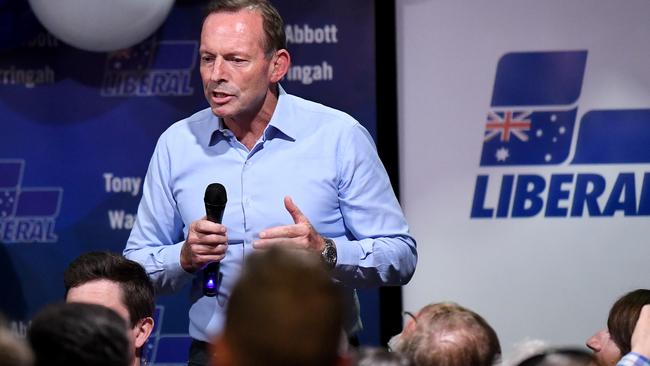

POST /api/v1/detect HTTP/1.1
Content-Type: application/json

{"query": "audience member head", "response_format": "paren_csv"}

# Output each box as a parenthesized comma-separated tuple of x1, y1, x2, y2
(515, 348, 596, 366)
(28, 302, 131, 366)
(355, 346, 413, 366)
(505, 338, 550, 366)
(389, 302, 501, 366)
(586, 289, 650, 366)
(63, 251, 155, 364)
(0, 314, 33, 366)
(212, 247, 344, 366)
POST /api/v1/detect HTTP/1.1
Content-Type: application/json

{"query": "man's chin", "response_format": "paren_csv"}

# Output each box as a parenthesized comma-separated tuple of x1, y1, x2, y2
(210, 106, 232, 119)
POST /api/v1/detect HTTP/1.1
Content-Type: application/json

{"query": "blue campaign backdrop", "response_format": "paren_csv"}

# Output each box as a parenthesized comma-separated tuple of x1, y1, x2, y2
(0, 0, 380, 363)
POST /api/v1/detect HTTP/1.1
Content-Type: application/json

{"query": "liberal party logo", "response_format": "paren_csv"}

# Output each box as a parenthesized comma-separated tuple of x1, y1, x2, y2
(101, 38, 197, 97)
(0, 160, 62, 243)
(472, 51, 650, 218)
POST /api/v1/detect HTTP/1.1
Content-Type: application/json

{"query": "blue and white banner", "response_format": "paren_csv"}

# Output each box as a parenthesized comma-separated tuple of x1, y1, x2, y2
(397, 0, 650, 357)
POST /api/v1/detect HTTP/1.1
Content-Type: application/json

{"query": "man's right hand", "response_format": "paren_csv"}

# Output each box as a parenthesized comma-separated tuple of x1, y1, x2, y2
(180, 216, 228, 273)
(631, 304, 650, 358)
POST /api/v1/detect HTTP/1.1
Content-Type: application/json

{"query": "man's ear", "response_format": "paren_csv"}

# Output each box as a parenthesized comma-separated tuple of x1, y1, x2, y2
(133, 317, 154, 349)
(269, 49, 290, 83)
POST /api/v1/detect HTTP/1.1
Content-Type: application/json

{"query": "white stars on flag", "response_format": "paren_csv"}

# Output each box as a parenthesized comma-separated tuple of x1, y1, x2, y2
(495, 147, 510, 162)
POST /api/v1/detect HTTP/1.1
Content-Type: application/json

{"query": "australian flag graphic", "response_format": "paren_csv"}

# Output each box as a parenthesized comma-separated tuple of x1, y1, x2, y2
(105, 38, 197, 72)
(105, 37, 158, 72)
(0, 161, 22, 219)
(0, 160, 61, 220)
(480, 51, 587, 166)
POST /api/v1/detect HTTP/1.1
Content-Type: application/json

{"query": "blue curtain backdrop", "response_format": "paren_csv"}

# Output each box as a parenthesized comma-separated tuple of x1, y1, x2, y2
(0, 0, 379, 363)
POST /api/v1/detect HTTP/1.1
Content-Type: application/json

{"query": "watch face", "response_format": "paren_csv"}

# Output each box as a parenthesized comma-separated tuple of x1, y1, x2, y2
(322, 238, 337, 268)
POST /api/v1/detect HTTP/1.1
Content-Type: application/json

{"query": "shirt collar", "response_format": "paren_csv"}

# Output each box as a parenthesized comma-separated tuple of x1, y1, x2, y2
(265, 85, 297, 141)
(208, 84, 296, 146)
(208, 114, 227, 146)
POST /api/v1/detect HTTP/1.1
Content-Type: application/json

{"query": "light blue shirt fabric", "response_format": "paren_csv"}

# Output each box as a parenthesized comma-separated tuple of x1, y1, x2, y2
(124, 87, 417, 341)
(618, 353, 650, 366)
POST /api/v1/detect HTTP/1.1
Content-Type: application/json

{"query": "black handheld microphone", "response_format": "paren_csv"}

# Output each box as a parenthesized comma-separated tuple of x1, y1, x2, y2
(203, 183, 227, 297)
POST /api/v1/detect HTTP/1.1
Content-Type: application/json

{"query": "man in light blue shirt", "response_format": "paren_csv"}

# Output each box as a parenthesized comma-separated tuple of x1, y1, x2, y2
(124, 1, 417, 364)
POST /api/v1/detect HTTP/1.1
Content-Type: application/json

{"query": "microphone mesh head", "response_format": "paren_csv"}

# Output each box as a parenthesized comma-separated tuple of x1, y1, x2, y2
(204, 183, 227, 205)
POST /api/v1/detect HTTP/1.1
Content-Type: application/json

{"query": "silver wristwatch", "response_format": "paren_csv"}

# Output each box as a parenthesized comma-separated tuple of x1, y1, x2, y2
(321, 237, 337, 269)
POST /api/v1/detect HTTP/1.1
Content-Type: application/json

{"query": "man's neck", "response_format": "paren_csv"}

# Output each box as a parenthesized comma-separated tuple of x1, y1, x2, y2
(223, 87, 279, 151)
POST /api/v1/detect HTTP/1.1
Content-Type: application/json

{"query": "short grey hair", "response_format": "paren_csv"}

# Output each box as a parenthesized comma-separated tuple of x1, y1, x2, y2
(204, 0, 287, 55)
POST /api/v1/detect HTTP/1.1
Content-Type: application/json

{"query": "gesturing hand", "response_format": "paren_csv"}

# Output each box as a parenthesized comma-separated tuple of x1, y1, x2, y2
(180, 216, 228, 273)
(253, 196, 325, 252)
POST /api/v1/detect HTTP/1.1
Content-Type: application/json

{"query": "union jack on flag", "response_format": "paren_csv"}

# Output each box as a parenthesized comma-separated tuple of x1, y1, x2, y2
(484, 110, 532, 143)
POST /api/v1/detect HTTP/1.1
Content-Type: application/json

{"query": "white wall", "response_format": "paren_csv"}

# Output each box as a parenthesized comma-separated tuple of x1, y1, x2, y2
(397, 0, 650, 357)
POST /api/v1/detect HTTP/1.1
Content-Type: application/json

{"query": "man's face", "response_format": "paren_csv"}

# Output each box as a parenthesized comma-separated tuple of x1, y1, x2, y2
(586, 329, 622, 366)
(199, 10, 274, 122)
(66, 279, 138, 354)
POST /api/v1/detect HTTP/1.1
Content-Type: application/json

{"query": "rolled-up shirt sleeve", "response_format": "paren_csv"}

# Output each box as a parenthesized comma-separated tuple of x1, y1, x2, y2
(330, 122, 417, 287)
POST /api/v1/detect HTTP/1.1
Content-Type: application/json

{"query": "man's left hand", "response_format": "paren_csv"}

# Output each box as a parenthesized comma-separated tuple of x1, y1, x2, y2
(253, 196, 325, 252)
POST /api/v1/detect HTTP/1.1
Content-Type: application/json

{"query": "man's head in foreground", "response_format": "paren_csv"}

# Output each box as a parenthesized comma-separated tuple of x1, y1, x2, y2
(389, 302, 501, 366)
(28, 302, 131, 366)
(212, 247, 345, 366)
(64, 251, 155, 365)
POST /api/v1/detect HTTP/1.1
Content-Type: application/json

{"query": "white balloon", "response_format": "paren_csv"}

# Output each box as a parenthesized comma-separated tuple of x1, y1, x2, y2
(28, 0, 174, 52)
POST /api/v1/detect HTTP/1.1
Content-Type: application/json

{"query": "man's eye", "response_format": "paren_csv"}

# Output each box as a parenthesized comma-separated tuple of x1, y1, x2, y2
(201, 55, 214, 63)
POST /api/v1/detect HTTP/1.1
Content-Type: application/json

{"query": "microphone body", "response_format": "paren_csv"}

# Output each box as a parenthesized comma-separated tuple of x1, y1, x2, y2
(203, 183, 227, 297)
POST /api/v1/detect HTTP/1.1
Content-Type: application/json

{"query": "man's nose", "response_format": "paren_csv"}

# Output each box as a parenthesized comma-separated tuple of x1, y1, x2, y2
(210, 58, 226, 81)
(586, 330, 604, 351)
